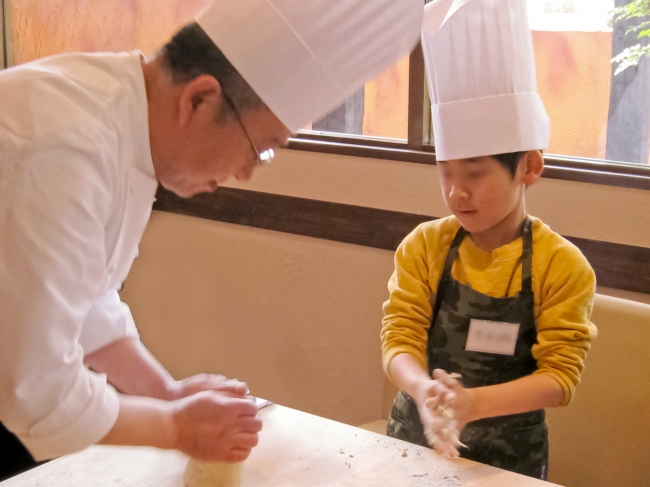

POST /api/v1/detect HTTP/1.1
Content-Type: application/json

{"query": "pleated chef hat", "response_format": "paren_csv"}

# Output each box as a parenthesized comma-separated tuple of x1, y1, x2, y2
(196, 0, 423, 133)
(421, 0, 550, 161)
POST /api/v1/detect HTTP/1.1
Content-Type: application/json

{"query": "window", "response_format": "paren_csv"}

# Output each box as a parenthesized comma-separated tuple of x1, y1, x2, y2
(305, 54, 412, 141)
(2, 0, 649, 186)
(529, 0, 650, 165)
(295, 43, 432, 154)
(296, 0, 650, 189)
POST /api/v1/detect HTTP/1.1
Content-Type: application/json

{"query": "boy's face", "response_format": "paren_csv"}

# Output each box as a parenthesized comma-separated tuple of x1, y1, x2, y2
(438, 153, 541, 234)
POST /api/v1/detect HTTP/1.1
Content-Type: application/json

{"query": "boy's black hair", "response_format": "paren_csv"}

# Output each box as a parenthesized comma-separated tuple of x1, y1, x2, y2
(490, 151, 526, 177)
(161, 22, 263, 117)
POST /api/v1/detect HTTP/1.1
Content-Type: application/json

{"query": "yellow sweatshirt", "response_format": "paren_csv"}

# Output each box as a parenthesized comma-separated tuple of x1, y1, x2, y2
(381, 215, 597, 406)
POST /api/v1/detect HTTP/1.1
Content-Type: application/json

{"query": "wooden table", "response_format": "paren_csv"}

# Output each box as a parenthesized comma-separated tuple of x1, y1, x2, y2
(2, 405, 561, 486)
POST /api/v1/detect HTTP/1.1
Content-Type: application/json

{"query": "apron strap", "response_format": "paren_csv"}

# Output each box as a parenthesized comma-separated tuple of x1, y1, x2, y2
(503, 216, 534, 297)
(429, 225, 467, 337)
(520, 216, 534, 296)
(429, 216, 534, 336)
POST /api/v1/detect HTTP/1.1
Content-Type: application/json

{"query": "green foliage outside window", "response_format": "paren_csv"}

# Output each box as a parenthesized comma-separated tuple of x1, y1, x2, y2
(610, 0, 650, 75)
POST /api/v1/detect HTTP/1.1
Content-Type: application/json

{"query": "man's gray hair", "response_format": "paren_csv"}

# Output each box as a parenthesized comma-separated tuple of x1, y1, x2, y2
(161, 22, 264, 117)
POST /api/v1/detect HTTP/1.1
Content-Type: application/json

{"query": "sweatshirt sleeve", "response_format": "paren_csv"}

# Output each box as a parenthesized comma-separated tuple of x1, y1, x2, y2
(381, 225, 435, 379)
(532, 240, 597, 406)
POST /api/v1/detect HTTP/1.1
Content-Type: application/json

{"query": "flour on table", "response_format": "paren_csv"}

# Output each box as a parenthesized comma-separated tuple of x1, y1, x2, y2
(441, 473, 462, 485)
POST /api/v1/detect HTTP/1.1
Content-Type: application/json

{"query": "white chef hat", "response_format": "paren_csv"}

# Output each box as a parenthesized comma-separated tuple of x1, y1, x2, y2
(197, 0, 423, 133)
(421, 0, 550, 161)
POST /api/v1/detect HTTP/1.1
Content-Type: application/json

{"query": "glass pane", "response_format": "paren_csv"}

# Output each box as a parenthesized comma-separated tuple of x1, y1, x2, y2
(10, 0, 210, 64)
(528, 0, 650, 165)
(309, 54, 410, 141)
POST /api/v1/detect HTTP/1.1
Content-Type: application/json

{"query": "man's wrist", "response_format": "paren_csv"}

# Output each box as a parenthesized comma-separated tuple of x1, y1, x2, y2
(159, 399, 181, 450)
(103, 395, 181, 450)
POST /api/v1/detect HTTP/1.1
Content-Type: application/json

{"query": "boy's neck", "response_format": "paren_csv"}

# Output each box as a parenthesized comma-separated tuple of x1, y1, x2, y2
(468, 205, 527, 253)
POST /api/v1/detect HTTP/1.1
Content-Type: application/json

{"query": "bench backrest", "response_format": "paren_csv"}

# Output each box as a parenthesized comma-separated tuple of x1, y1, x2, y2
(547, 294, 650, 487)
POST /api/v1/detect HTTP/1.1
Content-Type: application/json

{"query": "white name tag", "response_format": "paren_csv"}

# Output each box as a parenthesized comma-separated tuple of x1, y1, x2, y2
(465, 319, 520, 355)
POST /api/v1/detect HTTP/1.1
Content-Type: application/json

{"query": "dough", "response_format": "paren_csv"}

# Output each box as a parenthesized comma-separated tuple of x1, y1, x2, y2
(184, 459, 243, 487)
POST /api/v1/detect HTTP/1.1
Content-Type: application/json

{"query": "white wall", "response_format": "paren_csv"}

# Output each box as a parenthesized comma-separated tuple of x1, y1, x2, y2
(122, 212, 395, 426)
(223, 149, 650, 247)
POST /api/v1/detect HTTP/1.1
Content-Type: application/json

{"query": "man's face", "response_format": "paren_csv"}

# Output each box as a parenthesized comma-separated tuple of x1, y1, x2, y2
(159, 100, 291, 198)
(438, 156, 526, 234)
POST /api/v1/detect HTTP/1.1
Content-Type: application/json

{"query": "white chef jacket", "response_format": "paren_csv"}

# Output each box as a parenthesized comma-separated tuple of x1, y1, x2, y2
(0, 51, 159, 460)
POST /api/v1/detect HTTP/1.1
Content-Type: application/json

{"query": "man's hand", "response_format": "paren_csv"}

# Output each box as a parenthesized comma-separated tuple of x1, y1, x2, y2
(167, 374, 249, 401)
(100, 392, 262, 462)
(172, 392, 261, 462)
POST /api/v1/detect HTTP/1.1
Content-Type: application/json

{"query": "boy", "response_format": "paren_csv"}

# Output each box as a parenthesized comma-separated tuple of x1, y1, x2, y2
(381, 0, 597, 480)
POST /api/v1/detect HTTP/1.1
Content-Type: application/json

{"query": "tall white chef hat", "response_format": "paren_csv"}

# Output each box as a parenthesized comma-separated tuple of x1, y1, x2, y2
(421, 0, 550, 161)
(196, 0, 423, 133)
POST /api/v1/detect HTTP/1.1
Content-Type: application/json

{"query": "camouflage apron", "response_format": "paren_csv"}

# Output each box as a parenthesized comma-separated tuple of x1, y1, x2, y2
(387, 217, 548, 480)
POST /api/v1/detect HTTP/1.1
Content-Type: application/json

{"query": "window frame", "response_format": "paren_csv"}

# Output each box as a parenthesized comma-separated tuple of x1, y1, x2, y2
(3, 0, 649, 190)
(290, 42, 650, 192)
(1, 0, 6, 69)
(1, 0, 14, 69)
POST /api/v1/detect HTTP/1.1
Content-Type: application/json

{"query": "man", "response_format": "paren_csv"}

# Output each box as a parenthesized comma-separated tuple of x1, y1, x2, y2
(0, 0, 422, 480)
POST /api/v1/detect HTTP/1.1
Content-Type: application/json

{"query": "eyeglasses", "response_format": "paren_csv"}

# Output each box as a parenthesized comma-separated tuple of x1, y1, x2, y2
(222, 93, 274, 167)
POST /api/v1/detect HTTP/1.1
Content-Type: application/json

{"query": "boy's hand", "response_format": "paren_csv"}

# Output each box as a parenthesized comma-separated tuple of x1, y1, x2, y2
(412, 369, 475, 458)
(167, 374, 249, 401)
(412, 375, 456, 427)
(430, 369, 478, 430)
